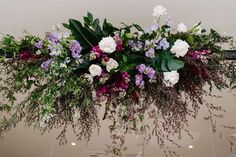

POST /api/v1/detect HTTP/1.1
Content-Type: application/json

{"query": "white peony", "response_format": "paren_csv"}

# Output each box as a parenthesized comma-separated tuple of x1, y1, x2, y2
(163, 71, 179, 87)
(89, 64, 102, 76)
(106, 58, 119, 72)
(177, 23, 187, 33)
(99, 37, 117, 53)
(170, 39, 190, 58)
(153, 5, 167, 17)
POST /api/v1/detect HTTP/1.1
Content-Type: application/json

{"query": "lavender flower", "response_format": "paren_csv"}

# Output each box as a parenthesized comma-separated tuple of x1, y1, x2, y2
(46, 32, 62, 43)
(41, 59, 53, 72)
(145, 48, 155, 58)
(166, 15, 174, 27)
(150, 21, 159, 32)
(129, 40, 144, 51)
(70, 40, 82, 59)
(35, 40, 43, 49)
(145, 67, 156, 80)
(157, 38, 169, 50)
(48, 43, 63, 56)
(135, 73, 145, 88)
(136, 64, 146, 73)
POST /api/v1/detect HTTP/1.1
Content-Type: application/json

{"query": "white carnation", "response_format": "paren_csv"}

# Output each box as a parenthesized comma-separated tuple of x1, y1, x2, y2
(170, 39, 190, 58)
(163, 71, 179, 87)
(106, 58, 119, 72)
(99, 37, 117, 53)
(153, 5, 167, 17)
(177, 23, 187, 33)
(89, 64, 102, 76)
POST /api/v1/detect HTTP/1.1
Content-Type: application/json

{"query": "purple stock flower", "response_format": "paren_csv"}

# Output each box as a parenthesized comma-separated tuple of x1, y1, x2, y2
(129, 40, 144, 51)
(41, 59, 53, 72)
(136, 64, 146, 73)
(145, 48, 155, 58)
(35, 40, 43, 49)
(70, 40, 82, 59)
(150, 22, 159, 32)
(166, 15, 174, 27)
(146, 67, 156, 80)
(46, 32, 62, 43)
(157, 38, 169, 50)
(135, 73, 144, 87)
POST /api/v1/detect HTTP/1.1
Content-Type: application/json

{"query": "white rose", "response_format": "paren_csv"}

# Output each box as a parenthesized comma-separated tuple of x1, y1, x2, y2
(99, 37, 117, 53)
(177, 23, 187, 33)
(153, 5, 167, 17)
(163, 71, 179, 87)
(170, 39, 190, 58)
(89, 64, 102, 76)
(106, 58, 119, 72)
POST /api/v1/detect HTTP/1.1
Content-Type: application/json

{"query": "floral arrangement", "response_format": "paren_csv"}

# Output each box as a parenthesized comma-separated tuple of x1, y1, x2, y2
(0, 5, 236, 156)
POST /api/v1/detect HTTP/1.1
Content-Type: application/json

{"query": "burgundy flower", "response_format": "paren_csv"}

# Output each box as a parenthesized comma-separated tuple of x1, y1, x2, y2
(92, 46, 103, 57)
(97, 86, 110, 95)
(114, 35, 124, 52)
(17, 51, 40, 60)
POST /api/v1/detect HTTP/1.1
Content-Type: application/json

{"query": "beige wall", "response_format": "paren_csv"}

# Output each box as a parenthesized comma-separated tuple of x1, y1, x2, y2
(0, 0, 235, 38)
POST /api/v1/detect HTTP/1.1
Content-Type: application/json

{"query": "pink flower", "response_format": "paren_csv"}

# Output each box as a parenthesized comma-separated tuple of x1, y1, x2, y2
(98, 86, 110, 95)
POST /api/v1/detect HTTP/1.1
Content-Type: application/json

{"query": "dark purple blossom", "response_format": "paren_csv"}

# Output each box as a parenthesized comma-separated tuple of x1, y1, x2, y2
(70, 40, 82, 59)
(46, 32, 62, 43)
(41, 59, 53, 72)
(136, 64, 146, 73)
(157, 38, 169, 50)
(145, 48, 155, 58)
(35, 40, 44, 49)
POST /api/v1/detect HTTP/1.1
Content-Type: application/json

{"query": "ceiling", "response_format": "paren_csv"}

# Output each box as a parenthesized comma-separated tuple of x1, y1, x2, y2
(0, 0, 236, 157)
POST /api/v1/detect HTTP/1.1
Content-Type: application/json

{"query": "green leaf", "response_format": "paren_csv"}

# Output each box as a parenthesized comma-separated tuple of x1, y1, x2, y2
(132, 24, 144, 31)
(87, 12, 93, 22)
(167, 59, 184, 71)
(68, 19, 100, 48)
(122, 55, 128, 63)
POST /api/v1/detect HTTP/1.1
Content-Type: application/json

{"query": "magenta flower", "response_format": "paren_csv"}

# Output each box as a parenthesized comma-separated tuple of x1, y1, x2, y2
(92, 46, 103, 57)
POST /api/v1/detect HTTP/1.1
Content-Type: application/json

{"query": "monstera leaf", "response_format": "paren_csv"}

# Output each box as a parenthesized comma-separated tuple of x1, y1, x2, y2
(154, 51, 184, 72)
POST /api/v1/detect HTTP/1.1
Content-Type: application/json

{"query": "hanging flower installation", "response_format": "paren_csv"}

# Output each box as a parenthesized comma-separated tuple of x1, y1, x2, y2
(0, 5, 236, 156)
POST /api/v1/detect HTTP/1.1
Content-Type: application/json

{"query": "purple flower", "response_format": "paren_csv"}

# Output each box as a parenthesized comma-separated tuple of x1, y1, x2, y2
(41, 59, 53, 72)
(146, 67, 156, 80)
(157, 38, 169, 50)
(145, 48, 155, 58)
(35, 40, 43, 49)
(70, 40, 82, 59)
(135, 73, 145, 87)
(46, 32, 62, 43)
(166, 15, 174, 27)
(136, 64, 146, 73)
(129, 40, 144, 51)
(150, 22, 159, 31)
